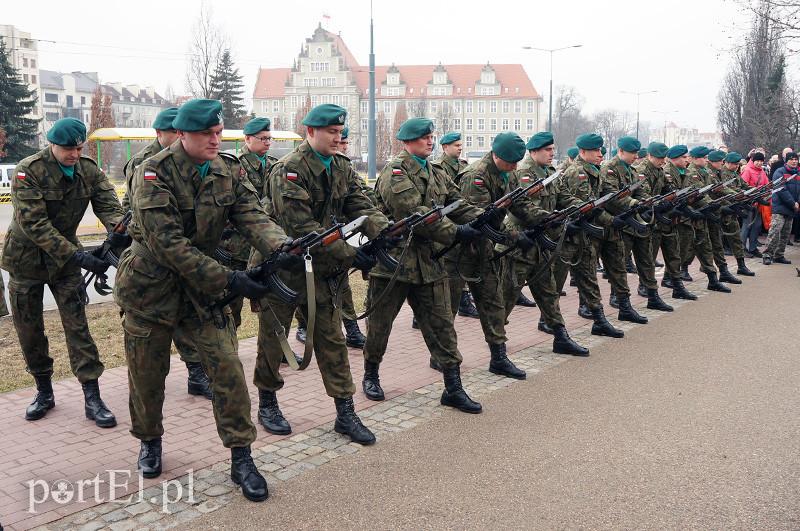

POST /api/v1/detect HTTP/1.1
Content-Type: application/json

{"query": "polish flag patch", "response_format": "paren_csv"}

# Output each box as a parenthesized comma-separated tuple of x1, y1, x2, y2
(578, 173, 587, 180)
(143, 171, 157, 180)
(286, 172, 298, 181)
(521, 176, 530, 183)
(392, 169, 403, 175)
(607, 169, 615, 174)
(638, 174, 645, 180)
(16, 172, 25, 180)
(473, 178, 485, 186)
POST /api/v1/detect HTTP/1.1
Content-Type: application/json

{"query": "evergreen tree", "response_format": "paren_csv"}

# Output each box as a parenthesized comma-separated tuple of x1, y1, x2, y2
(0, 37, 39, 161)
(209, 49, 247, 128)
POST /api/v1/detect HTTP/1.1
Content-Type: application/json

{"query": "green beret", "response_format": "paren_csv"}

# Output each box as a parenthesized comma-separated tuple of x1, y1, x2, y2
(526, 131, 554, 151)
(396, 117, 435, 141)
(647, 142, 669, 158)
(707, 150, 726, 162)
(173, 99, 223, 131)
(601, 146, 607, 156)
(567, 147, 579, 159)
(610, 148, 618, 158)
(341, 126, 349, 140)
(440, 131, 461, 145)
(492, 132, 526, 163)
(724, 152, 741, 164)
(242, 117, 271, 135)
(617, 136, 641, 153)
(46, 118, 86, 146)
(667, 145, 688, 159)
(689, 146, 710, 158)
(302, 104, 347, 127)
(152, 107, 178, 131)
(575, 133, 604, 150)
(637, 148, 648, 158)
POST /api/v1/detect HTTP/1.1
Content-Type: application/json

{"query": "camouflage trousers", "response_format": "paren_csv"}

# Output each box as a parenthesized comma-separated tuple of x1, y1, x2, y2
(501, 248, 564, 327)
(706, 220, 731, 269)
(651, 224, 682, 281)
(255, 278, 355, 399)
(621, 232, 657, 290)
(364, 276, 462, 369)
(0, 272, 9, 317)
(591, 234, 631, 298)
(722, 215, 745, 260)
(678, 222, 716, 274)
(294, 275, 356, 328)
(764, 213, 794, 259)
(123, 308, 255, 447)
(553, 237, 603, 310)
(9, 271, 104, 384)
(446, 258, 507, 346)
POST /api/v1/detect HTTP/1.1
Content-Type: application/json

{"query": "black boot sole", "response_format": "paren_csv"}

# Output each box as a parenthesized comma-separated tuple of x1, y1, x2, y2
(488, 366, 527, 380)
(25, 402, 55, 421)
(258, 416, 292, 435)
(708, 285, 732, 293)
(346, 340, 366, 349)
(334, 421, 376, 445)
(737, 270, 756, 276)
(440, 393, 482, 414)
(553, 343, 590, 356)
(139, 466, 162, 479)
(591, 326, 624, 338)
(231, 475, 269, 502)
(646, 303, 673, 312)
(188, 384, 213, 399)
(719, 277, 742, 284)
(672, 292, 698, 300)
(86, 410, 117, 428)
(362, 383, 385, 402)
(618, 314, 648, 324)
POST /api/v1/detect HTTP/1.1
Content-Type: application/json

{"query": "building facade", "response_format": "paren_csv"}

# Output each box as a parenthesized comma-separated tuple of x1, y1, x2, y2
(0, 25, 42, 134)
(39, 70, 99, 133)
(663, 122, 724, 150)
(252, 24, 542, 161)
(100, 83, 170, 128)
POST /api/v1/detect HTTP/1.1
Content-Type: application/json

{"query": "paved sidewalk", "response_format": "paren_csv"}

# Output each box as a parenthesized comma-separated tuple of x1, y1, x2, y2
(0, 255, 737, 530)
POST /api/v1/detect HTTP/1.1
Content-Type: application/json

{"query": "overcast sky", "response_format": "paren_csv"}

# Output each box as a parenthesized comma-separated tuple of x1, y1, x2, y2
(5, 0, 762, 132)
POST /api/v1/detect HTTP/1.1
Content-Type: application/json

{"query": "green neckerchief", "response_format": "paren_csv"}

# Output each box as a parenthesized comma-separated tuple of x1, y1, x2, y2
(311, 148, 333, 174)
(57, 162, 75, 182)
(619, 159, 630, 169)
(196, 161, 210, 179)
(499, 171, 509, 184)
(412, 155, 428, 169)
(589, 163, 600, 172)
(678, 168, 686, 176)
(256, 154, 268, 168)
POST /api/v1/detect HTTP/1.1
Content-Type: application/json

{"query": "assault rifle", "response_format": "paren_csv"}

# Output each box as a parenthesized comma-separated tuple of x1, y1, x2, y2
(78, 211, 132, 305)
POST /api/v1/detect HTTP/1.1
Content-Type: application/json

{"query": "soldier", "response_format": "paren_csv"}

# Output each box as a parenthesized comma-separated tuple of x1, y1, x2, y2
(720, 152, 756, 276)
(362, 117, 485, 413)
(636, 147, 648, 165)
(501, 131, 588, 356)
(115, 99, 298, 502)
(601, 136, 673, 313)
(704, 150, 743, 284)
(121, 107, 213, 400)
(446, 132, 533, 379)
(554, 134, 624, 338)
(2, 117, 121, 426)
(251, 104, 388, 444)
(678, 146, 731, 292)
(634, 142, 697, 300)
(557, 146, 579, 172)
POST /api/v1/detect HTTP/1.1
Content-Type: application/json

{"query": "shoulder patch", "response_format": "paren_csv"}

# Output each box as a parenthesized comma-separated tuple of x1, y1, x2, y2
(638, 174, 645, 180)
(286, 171, 298, 181)
(473, 178, 485, 186)
(578, 173, 587, 181)
(143, 171, 158, 181)
(520, 175, 531, 183)
(16, 171, 26, 180)
(607, 169, 615, 174)
(392, 168, 403, 175)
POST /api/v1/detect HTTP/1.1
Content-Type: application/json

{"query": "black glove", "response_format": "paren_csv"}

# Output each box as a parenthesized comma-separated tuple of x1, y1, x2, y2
(227, 270, 271, 299)
(352, 247, 377, 272)
(108, 231, 132, 249)
(683, 206, 705, 221)
(720, 206, 736, 216)
(273, 251, 304, 272)
(565, 221, 582, 236)
(454, 223, 483, 244)
(640, 210, 653, 222)
(486, 207, 507, 226)
(516, 232, 535, 252)
(73, 251, 110, 275)
(654, 200, 674, 213)
(704, 202, 722, 212)
(611, 215, 627, 230)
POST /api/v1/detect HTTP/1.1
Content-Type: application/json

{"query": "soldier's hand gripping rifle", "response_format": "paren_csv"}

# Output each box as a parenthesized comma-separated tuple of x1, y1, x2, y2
(77, 211, 133, 305)
(210, 215, 368, 329)
(671, 180, 726, 221)
(432, 172, 561, 260)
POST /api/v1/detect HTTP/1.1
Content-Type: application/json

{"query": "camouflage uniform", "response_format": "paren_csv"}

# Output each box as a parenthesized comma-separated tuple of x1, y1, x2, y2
(2, 148, 123, 384)
(252, 140, 387, 398)
(364, 149, 481, 369)
(0, 274, 9, 317)
(635, 158, 683, 282)
(720, 167, 748, 260)
(600, 156, 658, 291)
(114, 141, 287, 447)
(677, 162, 717, 274)
(433, 153, 468, 181)
(704, 165, 737, 270)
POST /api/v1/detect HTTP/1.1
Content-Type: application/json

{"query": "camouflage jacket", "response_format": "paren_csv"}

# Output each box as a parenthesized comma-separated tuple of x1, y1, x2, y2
(239, 144, 277, 197)
(1, 147, 123, 279)
(664, 161, 695, 227)
(560, 156, 615, 239)
(600, 156, 651, 237)
(114, 141, 287, 325)
(373, 149, 480, 284)
(433, 154, 468, 182)
(683, 163, 713, 209)
(705, 165, 736, 200)
(122, 139, 164, 211)
(721, 167, 749, 191)
(265, 140, 388, 281)
(634, 157, 674, 231)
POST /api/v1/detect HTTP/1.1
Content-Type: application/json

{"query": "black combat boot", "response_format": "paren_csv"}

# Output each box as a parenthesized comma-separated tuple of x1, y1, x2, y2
(537, 317, 554, 335)
(516, 292, 537, 307)
(718, 264, 742, 284)
(25, 375, 55, 421)
(578, 303, 593, 320)
(774, 256, 792, 264)
(295, 326, 307, 343)
(590, 307, 624, 338)
(457, 291, 480, 318)
(626, 255, 637, 273)
(680, 266, 693, 282)
(488, 343, 526, 380)
(646, 289, 673, 312)
(334, 397, 376, 445)
(258, 390, 291, 435)
(137, 438, 162, 478)
(655, 258, 664, 268)
(609, 292, 619, 309)
(552, 325, 589, 356)
(671, 278, 697, 300)
(706, 271, 731, 293)
(362, 360, 385, 401)
(186, 361, 213, 400)
(569, 276, 577, 287)
(661, 277, 674, 289)
(637, 283, 648, 298)
(618, 295, 648, 324)
(440, 366, 482, 413)
(343, 319, 366, 348)
(411, 316, 420, 329)
(736, 256, 755, 276)
(281, 352, 304, 366)
(82, 379, 117, 428)
(231, 446, 269, 502)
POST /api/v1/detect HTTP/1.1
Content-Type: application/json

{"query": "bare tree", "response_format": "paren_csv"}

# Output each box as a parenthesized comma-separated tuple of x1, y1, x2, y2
(293, 93, 312, 138)
(88, 87, 115, 171)
(738, 0, 800, 52)
(407, 96, 427, 118)
(552, 85, 593, 155)
(391, 102, 408, 155)
(590, 108, 635, 151)
(375, 111, 392, 165)
(185, 1, 228, 98)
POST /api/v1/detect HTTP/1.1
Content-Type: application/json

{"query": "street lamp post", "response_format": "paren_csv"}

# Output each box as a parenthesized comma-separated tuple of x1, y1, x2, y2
(620, 90, 658, 140)
(652, 109, 679, 144)
(522, 44, 582, 132)
(367, 0, 376, 181)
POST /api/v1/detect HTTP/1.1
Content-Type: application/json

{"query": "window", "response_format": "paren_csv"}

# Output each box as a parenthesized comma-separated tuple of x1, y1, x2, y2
(31, 74, 36, 84)
(526, 119, 534, 130)
(273, 100, 280, 112)
(527, 100, 534, 113)
(262, 101, 268, 112)
(66, 95, 73, 107)
(514, 119, 521, 131)
(514, 101, 521, 113)
(322, 95, 329, 104)
(81, 96, 86, 105)
(466, 118, 473, 130)
(490, 101, 497, 113)
(454, 100, 461, 114)
(361, 119, 368, 132)
(453, 118, 461, 130)
(478, 86, 496, 96)
(311, 95, 318, 106)
(466, 100, 473, 113)
(31, 59, 36, 68)
(434, 72, 447, 84)
(477, 118, 485, 131)
(361, 101, 368, 114)
(341, 95, 348, 107)
(477, 101, 485, 113)
(383, 101, 391, 114)
(477, 136, 485, 148)
(291, 96, 297, 108)
(465, 135, 473, 148)
(442, 101, 448, 113)
(432, 86, 448, 96)
(310, 62, 330, 72)
(502, 118, 509, 130)
(430, 101, 437, 113)
(388, 87, 401, 96)
(321, 77, 336, 87)
(23, 58, 28, 67)
(45, 112, 59, 121)
(387, 73, 400, 85)
(502, 100, 510, 113)
(490, 119, 497, 131)
(23, 73, 28, 82)
(303, 78, 318, 87)
(332, 95, 340, 105)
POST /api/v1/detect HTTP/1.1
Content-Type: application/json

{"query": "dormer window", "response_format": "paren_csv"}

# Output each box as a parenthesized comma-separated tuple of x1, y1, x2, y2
(387, 73, 400, 85)
(433, 71, 447, 84)
(480, 62, 496, 85)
